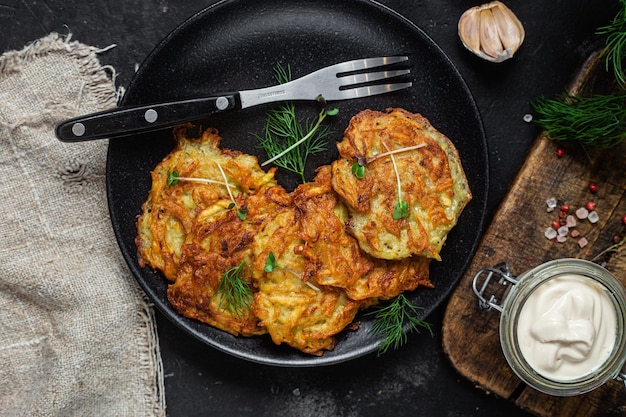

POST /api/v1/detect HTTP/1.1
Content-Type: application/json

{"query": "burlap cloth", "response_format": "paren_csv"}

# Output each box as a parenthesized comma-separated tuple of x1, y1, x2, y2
(0, 33, 165, 416)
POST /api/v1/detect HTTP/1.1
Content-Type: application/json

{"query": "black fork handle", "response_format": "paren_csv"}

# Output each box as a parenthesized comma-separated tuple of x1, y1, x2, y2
(55, 93, 239, 142)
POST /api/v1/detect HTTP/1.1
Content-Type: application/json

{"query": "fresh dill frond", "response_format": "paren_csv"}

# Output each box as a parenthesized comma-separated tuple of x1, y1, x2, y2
(213, 260, 254, 318)
(367, 294, 433, 356)
(598, 0, 626, 89)
(256, 63, 337, 183)
(531, 93, 626, 149)
(257, 102, 334, 182)
(529, 3, 626, 149)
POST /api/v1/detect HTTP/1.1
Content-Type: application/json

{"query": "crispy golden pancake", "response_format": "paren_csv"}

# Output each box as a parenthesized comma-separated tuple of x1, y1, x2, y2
(168, 245, 264, 337)
(135, 107, 470, 355)
(249, 196, 362, 356)
(294, 166, 432, 301)
(331, 108, 472, 261)
(168, 185, 291, 337)
(135, 125, 276, 281)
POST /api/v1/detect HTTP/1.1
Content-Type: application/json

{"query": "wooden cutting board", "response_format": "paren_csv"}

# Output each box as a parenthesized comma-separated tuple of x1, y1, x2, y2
(442, 52, 626, 417)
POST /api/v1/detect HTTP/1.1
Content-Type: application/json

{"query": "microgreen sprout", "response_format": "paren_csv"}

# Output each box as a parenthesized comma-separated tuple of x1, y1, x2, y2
(351, 161, 366, 178)
(351, 143, 426, 179)
(166, 169, 237, 189)
(367, 294, 433, 356)
(384, 142, 409, 220)
(212, 260, 254, 318)
(216, 161, 247, 220)
(350, 143, 425, 219)
(264, 251, 320, 292)
(227, 203, 248, 221)
(165, 166, 246, 220)
(263, 251, 280, 273)
(393, 200, 409, 220)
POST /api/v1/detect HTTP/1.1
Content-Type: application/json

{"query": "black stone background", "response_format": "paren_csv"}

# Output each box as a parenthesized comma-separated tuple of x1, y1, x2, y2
(2, 1, 619, 416)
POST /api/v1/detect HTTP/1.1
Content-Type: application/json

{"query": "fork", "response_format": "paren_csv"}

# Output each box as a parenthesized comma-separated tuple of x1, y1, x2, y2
(55, 56, 412, 142)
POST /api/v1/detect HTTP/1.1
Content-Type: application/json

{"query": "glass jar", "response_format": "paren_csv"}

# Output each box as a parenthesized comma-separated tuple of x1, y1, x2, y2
(472, 258, 626, 396)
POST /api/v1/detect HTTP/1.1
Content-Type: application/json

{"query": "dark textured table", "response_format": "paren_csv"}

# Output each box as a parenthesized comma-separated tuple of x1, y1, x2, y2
(3, 1, 618, 416)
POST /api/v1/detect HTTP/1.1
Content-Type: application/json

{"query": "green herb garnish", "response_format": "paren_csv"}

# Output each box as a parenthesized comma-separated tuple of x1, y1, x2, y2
(531, 93, 626, 149)
(213, 260, 253, 318)
(386, 142, 410, 220)
(264, 251, 320, 292)
(165, 169, 237, 189)
(393, 200, 409, 220)
(367, 294, 433, 355)
(165, 165, 246, 219)
(351, 143, 425, 220)
(351, 161, 366, 178)
(257, 64, 338, 183)
(529, 3, 626, 149)
(598, 0, 626, 89)
(166, 169, 179, 186)
(264, 251, 280, 273)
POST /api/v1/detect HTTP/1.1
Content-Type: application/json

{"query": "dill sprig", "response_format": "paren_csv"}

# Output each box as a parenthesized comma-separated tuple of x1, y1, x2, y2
(531, 93, 626, 149)
(367, 294, 433, 356)
(529, 3, 626, 149)
(598, 0, 626, 89)
(213, 260, 254, 318)
(256, 64, 337, 183)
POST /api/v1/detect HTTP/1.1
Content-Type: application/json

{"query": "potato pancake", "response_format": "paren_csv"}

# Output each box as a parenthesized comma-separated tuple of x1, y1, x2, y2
(168, 185, 291, 337)
(135, 107, 471, 356)
(135, 125, 276, 280)
(293, 166, 433, 300)
(249, 199, 362, 355)
(330, 108, 472, 261)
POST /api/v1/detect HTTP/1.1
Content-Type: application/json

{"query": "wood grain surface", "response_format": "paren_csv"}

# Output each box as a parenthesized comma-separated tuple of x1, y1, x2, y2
(442, 52, 626, 417)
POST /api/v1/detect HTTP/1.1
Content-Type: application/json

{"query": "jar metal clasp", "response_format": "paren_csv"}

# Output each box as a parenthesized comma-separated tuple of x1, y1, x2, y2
(472, 261, 518, 313)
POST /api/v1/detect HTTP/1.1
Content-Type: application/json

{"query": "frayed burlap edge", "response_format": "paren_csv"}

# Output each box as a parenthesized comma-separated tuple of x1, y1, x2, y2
(0, 32, 166, 416)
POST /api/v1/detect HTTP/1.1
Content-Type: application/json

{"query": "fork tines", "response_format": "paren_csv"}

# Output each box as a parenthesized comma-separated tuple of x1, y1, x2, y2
(334, 56, 412, 99)
(333, 56, 410, 74)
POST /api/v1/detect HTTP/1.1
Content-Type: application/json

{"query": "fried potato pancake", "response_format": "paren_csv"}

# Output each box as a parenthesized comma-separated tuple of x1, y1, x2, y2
(168, 185, 291, 337)
(249, 199, 362, 355)
(136, 107, 471, 356)
(331, 108, 472, 261)
(294, 166, 433, 301)
(136, 125, 276, 281)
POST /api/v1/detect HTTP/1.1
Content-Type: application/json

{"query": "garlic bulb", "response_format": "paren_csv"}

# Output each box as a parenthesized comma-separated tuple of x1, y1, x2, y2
(458, 1, 525, 63)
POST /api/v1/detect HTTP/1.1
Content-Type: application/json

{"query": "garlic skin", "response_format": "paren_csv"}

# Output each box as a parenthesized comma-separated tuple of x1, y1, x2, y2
(458, 1, 525, 63)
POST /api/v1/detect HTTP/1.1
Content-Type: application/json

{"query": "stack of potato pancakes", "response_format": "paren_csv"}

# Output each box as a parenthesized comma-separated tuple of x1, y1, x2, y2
(135, 108, 471, 355)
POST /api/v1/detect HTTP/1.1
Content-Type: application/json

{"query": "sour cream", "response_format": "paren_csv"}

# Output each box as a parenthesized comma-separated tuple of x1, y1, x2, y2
(516, 274, 617, 382)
